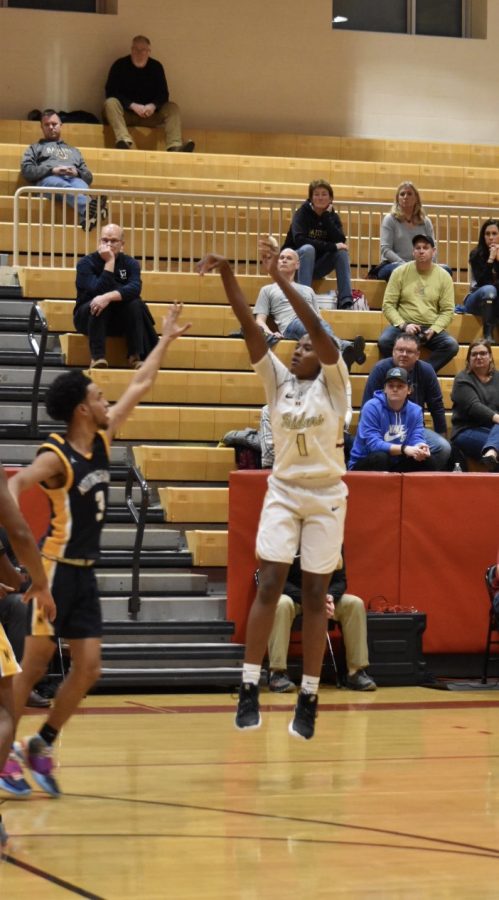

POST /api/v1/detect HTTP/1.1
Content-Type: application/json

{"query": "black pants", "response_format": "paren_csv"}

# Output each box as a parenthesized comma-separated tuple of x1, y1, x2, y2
(74, 298, 145, 360)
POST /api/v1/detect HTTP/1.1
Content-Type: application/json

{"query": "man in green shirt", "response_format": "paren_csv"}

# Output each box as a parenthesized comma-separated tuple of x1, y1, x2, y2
(379, 234, 458, 372)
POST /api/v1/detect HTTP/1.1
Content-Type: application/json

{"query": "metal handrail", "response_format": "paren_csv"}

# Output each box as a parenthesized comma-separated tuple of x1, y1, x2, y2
(27, 302, 48, 437)
(13, 184, 499, 280)
(124, 463, 150, 620)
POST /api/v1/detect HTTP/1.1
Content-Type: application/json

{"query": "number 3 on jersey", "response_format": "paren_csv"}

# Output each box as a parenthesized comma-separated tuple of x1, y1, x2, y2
(95, 489, 106, 521)
(296, 433, 308, 457)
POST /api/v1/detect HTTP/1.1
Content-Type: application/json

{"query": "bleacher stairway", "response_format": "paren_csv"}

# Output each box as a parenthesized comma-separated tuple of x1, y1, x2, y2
(0, 274, 244, 688)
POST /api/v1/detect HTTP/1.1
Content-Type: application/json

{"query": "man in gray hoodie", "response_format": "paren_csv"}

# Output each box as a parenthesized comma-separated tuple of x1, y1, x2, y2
(21, 109, 107, 231)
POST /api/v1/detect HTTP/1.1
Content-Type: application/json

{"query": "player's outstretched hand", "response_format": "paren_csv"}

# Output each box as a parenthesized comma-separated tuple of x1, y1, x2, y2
(258, 237, 279, 276)
(196, 254, 229, 275)
(161, 302, 192, 342)
(23, 584, 57, 622)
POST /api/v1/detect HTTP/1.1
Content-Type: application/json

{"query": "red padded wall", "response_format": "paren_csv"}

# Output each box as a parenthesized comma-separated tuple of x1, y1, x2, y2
(399, 473, 499, 653)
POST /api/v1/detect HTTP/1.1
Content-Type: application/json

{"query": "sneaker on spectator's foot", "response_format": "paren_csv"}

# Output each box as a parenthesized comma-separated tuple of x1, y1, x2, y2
(288, 691, 318, 740)
(82, 195, 108, 232)
(90, 358, 108, 369)
(269, 670, 295, 693)
(14, 736, 61, 798)
(27, 689, 51, 708)
(167, 140, 195, 153)
(235, 682, 261, 731)
(115, 140, 131, 149)
(0, 752, 32, 797)
(346, 669, 377, 691)
(0, 814, 7, 849)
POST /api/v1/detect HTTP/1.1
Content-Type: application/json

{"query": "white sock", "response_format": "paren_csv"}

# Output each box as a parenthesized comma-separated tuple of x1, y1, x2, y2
(300, 675, 319, 695)
(242, 663, 261, 686)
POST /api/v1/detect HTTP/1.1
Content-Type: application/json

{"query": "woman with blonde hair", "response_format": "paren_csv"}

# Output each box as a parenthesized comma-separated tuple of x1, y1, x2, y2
(376, 181, 451, 281)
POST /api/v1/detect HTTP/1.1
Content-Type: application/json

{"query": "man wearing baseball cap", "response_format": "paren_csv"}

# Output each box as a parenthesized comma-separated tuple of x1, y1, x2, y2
(348, 366, 435, 471)
(379, 234, 458, 372)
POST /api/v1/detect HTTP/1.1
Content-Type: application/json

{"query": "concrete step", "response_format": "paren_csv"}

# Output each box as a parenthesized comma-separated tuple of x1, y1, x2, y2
(101, 626, 234, 644)
(101, 594, 225, 621)
(97, 570, 208, 595)
(101, 642, 244, 665)
(100, 525, 182, 551)
(0, 440, 131, 466)
(96, 665, 242, 688)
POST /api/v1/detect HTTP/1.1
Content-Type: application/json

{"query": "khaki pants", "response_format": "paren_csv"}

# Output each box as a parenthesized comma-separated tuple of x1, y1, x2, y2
(268, 592, 369, 674)
(103, 97, 183, 149)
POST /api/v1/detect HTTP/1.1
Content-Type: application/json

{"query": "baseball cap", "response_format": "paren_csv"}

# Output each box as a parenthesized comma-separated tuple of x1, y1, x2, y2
(412, 233, 435, 248)
(384, 366, 409, 384)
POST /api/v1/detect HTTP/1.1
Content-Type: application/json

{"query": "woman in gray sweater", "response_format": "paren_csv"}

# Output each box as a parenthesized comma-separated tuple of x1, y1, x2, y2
(451, 340, 499, 470)
(377, 181, 451, 281)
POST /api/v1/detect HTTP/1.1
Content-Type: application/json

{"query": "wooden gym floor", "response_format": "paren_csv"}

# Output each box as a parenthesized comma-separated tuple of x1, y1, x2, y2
(2, 685, 499, 899)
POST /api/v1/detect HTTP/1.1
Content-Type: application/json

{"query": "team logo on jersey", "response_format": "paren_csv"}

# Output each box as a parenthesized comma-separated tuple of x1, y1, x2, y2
(281, 412, 324, 430)
(78, 469, 110, 494)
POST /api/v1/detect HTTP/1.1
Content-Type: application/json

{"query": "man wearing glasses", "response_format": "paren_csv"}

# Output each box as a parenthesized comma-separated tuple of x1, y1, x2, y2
(74, 224, 157, 369)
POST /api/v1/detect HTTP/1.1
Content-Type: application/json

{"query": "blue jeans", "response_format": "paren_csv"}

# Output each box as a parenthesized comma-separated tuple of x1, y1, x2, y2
(378, 325, 458, 373)
(453, 424, 499, 459)
(296, 244, 353, 305)
(39, 175, 90, 220)
(424, 428, 451, 470)
(463, 284, 499, 316)
(377, 261, 453, 281)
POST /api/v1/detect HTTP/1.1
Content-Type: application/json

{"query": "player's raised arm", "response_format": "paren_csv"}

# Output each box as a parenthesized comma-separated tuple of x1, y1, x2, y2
(197, 254, 267, 365)
(259, 239, 339, 367)
(107, 302, 191, 440)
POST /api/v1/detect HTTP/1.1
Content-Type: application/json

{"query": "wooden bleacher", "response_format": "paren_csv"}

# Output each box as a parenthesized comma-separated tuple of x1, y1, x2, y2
(1, 120, 497, 565)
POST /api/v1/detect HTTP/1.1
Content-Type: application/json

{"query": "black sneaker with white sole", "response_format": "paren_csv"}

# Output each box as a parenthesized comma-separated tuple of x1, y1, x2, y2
(82, 195, 108, 232)
(235, 682, 261, 730)
(288, 691, 318, 740)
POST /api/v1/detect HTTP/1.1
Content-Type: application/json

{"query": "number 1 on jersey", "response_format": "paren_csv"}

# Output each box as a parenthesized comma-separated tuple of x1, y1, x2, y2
(296, 433, 308, 457)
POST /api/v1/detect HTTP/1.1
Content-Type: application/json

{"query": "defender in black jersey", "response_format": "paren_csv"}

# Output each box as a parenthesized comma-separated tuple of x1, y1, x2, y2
(2, 304, 190, 797)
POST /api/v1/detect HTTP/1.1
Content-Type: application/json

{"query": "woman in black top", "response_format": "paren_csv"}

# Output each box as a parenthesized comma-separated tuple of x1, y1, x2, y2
(458, 219, 499, 342)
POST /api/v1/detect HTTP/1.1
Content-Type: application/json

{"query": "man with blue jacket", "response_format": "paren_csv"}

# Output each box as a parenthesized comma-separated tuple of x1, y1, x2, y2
(361, 333, 451, 469)
(349, 366, 436, 471)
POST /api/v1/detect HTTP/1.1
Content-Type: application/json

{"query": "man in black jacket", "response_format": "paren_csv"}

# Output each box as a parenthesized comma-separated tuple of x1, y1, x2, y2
(74, 223, 157, 369)
(283, 179, 354, 307)
(103, 35, 194, 152)
(361, 333, 451, 469)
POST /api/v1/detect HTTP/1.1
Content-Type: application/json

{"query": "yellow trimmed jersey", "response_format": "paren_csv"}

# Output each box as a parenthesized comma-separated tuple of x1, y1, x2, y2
(0, 623, 21, 677)
(37, 430, 111, 561)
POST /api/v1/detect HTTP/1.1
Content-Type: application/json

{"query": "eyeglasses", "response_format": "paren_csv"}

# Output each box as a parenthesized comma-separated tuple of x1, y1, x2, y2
(470, 351, 490, 357)
(100, 238, 122, 245)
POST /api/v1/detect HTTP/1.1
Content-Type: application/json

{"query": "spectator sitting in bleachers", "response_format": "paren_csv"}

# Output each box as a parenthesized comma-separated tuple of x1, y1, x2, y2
(376, 181, 452, 281)
(348, 366, 436, 471)
(455, 219, 499, 342)
(21, 109, 107, 232)
(266, 552, 376, 693)
(361, 333, 451, 470)
(103, 35, 195, 152)
(74, 223, 158, 370)
(282, 179, 354, 307)
(379, 234, 458, 373)
(253, 246, 366, 369)
(450, 340, 499, 471)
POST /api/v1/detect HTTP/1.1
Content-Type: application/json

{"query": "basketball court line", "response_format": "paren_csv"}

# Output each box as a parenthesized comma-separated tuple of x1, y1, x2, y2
(2, 853, 105, 898)
(26, 696, 499, 716)
(38, 789, 499, 860)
